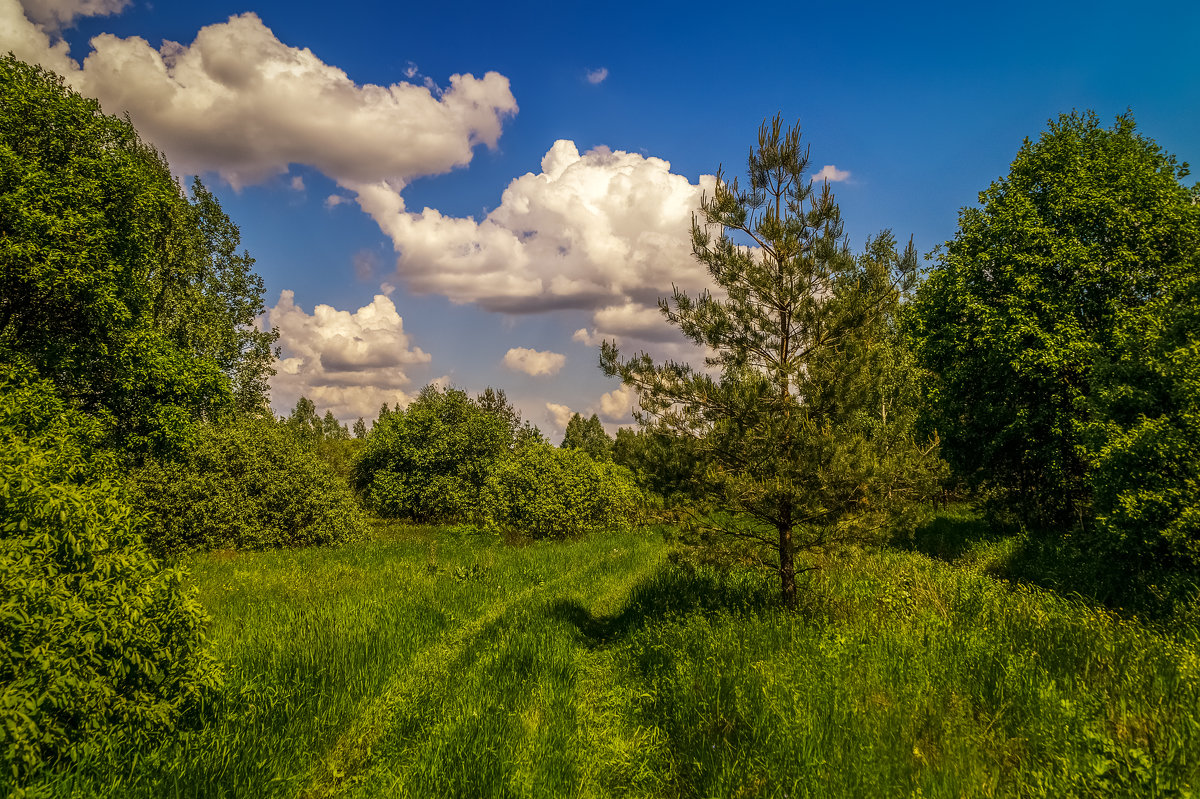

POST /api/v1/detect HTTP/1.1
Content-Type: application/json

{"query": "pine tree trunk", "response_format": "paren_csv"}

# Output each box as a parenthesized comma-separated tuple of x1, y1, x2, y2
(778, 505, 797, 609)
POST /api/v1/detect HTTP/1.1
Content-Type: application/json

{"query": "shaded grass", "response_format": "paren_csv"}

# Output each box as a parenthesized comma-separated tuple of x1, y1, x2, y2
(30, 515, 1200, 798)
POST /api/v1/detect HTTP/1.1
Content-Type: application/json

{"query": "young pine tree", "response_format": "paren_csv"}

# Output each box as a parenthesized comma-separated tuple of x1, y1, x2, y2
(603, 116, 940, 607)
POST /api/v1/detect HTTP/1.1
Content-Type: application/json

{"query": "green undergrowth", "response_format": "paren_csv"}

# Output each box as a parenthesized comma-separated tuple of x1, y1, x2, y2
(31, 516, 1200, 798)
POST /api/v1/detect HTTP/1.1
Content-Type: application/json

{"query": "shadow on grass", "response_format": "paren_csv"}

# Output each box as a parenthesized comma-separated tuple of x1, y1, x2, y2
(899, 507, 1200, 626)
(548, 562, 778, 648)
(894, 506, 1007, 563)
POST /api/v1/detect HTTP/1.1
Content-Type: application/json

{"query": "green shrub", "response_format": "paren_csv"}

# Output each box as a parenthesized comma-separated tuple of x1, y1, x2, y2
(482, 443, 644, 539)
(352, 386, 510, 523)
(1085, 274, 1200, 572)
(132, 417, 364, 555)
(0, 379, 219, 783)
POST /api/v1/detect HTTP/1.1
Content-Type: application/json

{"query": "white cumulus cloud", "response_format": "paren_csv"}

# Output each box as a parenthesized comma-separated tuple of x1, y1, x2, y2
(811, 164, 851, 183)
(502, 347, 566, 377)
(358, 140, 717, 347)
(599, 384, 638, 422)
(268, 290, 431, 422)
(0, 5, 518, 191)
(585, 66, 608, 84)
(545, 402, 574, 430)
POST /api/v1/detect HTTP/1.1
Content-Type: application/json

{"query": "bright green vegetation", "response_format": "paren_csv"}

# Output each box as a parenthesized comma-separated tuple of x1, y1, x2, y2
(354, 386, 644, 538)
(34, 518, 1200, 798)
(0, 379, 218, 786)
(130, 416, 365, 556)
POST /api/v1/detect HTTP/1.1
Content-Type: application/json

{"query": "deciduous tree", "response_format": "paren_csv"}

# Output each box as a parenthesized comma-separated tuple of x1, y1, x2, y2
(910, 112, 1200, 526)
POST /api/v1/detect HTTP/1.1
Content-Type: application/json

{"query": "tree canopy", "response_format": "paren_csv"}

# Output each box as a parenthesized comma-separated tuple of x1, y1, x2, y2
(0, 55, 275, 453)
(910, 111, 1200, 527)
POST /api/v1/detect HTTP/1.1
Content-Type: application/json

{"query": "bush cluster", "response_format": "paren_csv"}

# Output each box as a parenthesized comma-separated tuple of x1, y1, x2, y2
(132, 417, 365, 556)
(0, 380, 219, 783)
(353, 386, 645, 537)
(483, 444, 644, 538)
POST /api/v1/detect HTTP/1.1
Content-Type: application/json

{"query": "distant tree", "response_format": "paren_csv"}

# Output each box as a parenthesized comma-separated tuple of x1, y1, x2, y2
(353, 417, 368, 439)
(910, 112, 1200, 527)
(560, 412, 613, 461)
(284, 396, 321, 446)
(322, 410, 350, 440)
(0, 55, 276, 452)
(477, 386, 522, 443)
(603, 116, 939, 607)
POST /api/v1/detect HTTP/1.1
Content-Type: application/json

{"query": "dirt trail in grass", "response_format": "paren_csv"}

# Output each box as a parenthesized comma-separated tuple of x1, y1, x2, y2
(300, 540, 670, 799)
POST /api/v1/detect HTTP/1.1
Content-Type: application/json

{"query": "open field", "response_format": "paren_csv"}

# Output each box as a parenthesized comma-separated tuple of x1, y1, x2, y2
(40, 518, 1200, 798)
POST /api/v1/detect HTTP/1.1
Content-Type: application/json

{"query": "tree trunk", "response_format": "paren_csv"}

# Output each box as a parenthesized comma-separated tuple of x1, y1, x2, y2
(778, 505, 796, 609)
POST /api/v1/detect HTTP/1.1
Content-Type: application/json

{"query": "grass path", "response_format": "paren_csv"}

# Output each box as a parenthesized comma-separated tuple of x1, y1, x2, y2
(37, 519, 1200, 798)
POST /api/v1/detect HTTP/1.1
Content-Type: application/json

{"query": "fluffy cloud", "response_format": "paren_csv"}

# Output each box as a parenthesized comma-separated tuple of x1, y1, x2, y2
(1, 6, 517, 190)
(18, 0, 126, 30)
(502, 347, 566, 377)
(598, 384, 638, 422)
(268, 290, 431, 422)
(586, 67, 608, 85)
(811, 164, 851, 183)
(545, 402, 573, 430)
(359, 140, 717, 345)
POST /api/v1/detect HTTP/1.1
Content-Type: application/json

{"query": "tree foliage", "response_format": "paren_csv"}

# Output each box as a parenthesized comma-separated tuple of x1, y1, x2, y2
(911, 112, 1200, 527)
(131, 416, 365, 556)
(611, 425, 707, 506)
(0, 55, 275, 453)
(0, 375, 218, 781)
(1084, 262, 1200, 570)
(603, 116, 940, 606)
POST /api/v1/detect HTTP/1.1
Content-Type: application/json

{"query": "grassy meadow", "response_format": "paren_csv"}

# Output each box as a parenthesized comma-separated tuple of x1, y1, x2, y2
(38, 514, 1200, 799)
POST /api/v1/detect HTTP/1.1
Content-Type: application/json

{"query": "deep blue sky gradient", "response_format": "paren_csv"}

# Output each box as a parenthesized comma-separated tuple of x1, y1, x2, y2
(53, 0, 1200, 430)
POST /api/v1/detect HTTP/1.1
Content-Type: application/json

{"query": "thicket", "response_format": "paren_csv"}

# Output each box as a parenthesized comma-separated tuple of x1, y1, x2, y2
(483, 443, 643, 538)
(131, 416, 365, 556)
(0, 376, 219, 785)
(353, 385, 644, 536)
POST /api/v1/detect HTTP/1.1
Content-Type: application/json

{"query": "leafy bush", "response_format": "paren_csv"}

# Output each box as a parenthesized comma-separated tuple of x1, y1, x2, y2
(132, 417, 364, 555)
(352, 386, 509, 523)
(1084, 272, 1200, 572)
(0, 378, 219, 783)
(481, 443, 644, 539)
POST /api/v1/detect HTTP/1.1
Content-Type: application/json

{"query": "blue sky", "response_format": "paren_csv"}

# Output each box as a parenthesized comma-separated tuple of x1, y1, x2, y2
(5, 0, 1198, 437)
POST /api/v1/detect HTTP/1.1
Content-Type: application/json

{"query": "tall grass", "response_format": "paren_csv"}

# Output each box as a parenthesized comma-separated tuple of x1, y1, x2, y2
(33, 517, 1200, 798)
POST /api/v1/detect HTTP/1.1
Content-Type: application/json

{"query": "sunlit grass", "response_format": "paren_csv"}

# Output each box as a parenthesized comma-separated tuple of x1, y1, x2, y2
(37, 516, 1200, 798)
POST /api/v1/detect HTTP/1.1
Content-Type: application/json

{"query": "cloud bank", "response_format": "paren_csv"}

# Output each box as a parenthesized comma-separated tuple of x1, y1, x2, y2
(356, 140, 718, 347)
(1, 4, 518, 190)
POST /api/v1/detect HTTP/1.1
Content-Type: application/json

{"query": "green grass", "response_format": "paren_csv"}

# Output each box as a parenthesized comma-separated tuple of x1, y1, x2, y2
(36, 516, 1200, 798)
